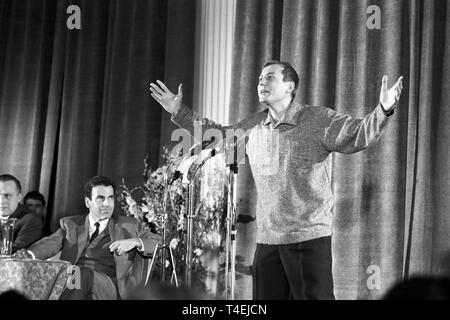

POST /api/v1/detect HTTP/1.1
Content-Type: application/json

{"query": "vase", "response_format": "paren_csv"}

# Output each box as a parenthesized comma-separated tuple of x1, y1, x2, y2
(0, 218, 17, 256)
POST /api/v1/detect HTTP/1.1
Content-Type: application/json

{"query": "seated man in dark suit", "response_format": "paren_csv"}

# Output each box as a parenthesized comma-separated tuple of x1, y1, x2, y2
(15, 176, 161, 300)
(0, 174, 43, 253)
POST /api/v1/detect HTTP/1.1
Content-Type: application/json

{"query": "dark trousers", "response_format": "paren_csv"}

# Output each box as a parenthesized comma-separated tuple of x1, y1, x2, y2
(59, 266, 117, 300)
(252, 236, 335, 300)
(60, 266, 94, 300)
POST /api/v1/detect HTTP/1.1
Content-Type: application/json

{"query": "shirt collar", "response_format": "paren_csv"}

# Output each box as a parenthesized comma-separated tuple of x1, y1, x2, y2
(88, 213, 109, 230)
(263, 101, 303, 127)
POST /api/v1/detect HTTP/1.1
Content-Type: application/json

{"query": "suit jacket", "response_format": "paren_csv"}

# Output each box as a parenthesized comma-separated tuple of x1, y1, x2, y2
(10, 204, 43, 253)
(28, 213, 161, 299)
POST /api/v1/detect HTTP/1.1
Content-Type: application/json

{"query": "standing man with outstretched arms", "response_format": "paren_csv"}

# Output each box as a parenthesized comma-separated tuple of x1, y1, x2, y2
(150, 61, 403, 300)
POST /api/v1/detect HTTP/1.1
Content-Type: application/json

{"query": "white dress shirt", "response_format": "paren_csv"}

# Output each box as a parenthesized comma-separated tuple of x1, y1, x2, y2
(88, 214, 109, 238)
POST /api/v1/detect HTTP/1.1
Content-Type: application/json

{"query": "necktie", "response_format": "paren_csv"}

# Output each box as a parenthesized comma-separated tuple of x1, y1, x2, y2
(89, 222, 100, 242)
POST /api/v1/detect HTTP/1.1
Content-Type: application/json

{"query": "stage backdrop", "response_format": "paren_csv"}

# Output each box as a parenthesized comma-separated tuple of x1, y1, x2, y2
(1, 0, 449, 300)
(230, 0, 450, 299)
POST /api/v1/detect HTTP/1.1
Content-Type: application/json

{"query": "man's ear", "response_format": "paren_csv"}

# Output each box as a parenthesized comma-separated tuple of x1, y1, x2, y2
(84, 197, 90, 209)
(288, 81, 295, 93)
(17, 193, 22, 203)
(285, 81, 295, 94)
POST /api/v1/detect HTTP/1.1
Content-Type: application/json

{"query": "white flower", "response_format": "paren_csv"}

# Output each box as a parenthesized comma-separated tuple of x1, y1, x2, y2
(177, 213, 186, 231)
(125, 195, 134, 206)
(170, 238, 179, 249)
(145, 213, 157, 223)
(176, 186, 184, 196)
(130, 204, 138, 216)
(140, 203, 149, 213)
(194, 248, 203, 257)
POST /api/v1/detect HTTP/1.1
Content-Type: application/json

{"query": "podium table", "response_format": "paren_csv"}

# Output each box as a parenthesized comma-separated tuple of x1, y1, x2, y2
(0, 258, 71, 300)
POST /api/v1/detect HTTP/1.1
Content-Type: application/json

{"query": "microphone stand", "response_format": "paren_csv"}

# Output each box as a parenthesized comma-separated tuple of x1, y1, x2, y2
(145, 160, 180, 287)
(224, 147, 238, 300)
(184, 148, 217, 287)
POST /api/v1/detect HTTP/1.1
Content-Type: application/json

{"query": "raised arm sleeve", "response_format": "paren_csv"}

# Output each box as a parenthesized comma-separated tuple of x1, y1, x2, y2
(321, 104, 391, 154)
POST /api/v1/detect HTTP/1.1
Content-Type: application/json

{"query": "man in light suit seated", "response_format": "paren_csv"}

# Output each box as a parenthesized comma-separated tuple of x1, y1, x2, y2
(15, 176, 161, 300)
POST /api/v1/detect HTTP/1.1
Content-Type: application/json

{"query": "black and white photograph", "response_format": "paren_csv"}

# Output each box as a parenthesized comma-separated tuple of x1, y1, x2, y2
(0, 0, 449, 306)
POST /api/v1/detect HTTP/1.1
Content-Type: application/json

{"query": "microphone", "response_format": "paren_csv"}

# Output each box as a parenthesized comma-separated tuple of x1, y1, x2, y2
(189, 138, 216, 157)
(175, 139, 217, 184)
(169, 170, 182, 185)
(194, 144, 217, 164)
(213, 135, 247, 166)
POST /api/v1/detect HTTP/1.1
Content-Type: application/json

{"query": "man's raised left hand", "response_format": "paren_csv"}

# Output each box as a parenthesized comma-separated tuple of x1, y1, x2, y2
(380, 75, 404, 112)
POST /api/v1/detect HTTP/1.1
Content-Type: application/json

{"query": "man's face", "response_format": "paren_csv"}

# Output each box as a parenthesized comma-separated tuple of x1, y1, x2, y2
(25, 199, 44, 216)
(257, 64, 294, 106)
(85, 185, 115, 221)
(0, 181, 22, 218)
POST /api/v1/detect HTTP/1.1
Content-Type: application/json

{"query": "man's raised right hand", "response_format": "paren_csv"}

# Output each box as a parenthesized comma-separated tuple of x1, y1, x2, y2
(149, 80, 183, 114)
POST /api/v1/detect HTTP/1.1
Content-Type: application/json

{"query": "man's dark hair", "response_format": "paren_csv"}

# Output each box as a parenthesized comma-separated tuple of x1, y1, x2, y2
(0, 174, 22, 193)
(23, 191, 46, 207)
(84, 176, 116, 199)
(263, 60, 299, 100)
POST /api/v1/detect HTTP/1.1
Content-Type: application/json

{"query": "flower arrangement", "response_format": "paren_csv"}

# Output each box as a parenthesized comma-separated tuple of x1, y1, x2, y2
(118, 147, 228, 297)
